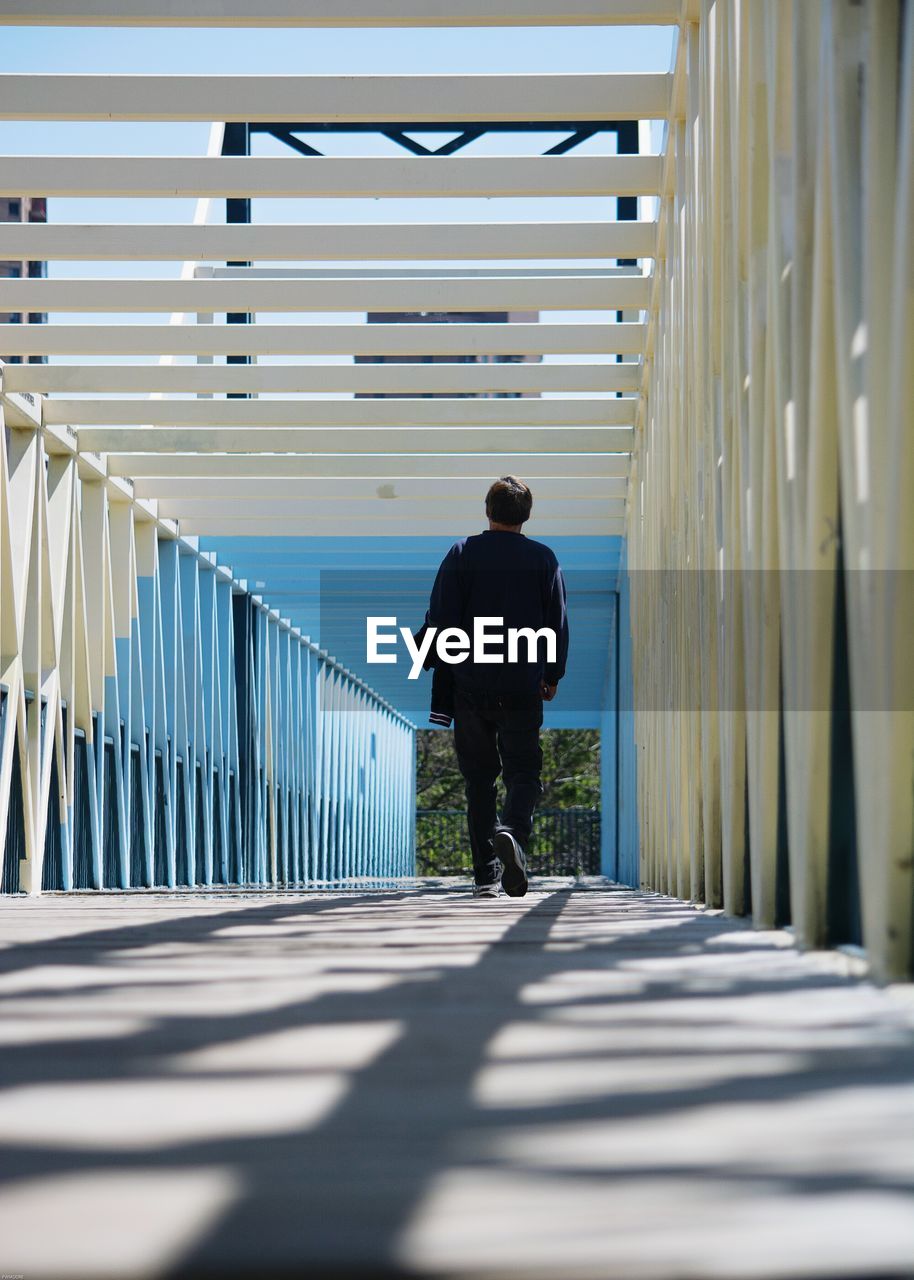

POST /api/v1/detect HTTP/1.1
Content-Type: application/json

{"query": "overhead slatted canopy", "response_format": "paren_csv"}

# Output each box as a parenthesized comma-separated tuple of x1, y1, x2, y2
(0, 0, 672, 545)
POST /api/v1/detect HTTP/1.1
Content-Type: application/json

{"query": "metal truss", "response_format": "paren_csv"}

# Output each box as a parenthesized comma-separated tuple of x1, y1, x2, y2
(245, 119, 641, 160)
(0, 398, 415, 894)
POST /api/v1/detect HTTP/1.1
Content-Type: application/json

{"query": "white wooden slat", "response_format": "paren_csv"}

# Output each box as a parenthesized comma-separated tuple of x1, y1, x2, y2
(2, 321, 647, 357)
(154, 496, 624, 520)
(131, 474, 629, 500)
(0, 73, 672, 123)
(105, 453, 632, 480)
(1, 360, 642, 396)
(0, 0, 680, 27)
(75, 426, 635, 453)
(882, 0, 914, 984)
(0, 154, 664, 199)
(0, 221, 657, 262)
(176, 515, 627, 536)
(206, 266, 642, 278)
(0, 272, 653, 313)
(44, 398, 637, 428)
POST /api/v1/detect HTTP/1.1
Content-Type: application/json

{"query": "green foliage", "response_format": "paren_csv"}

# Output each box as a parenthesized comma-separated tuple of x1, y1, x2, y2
(416, 805, 601, 877)
(416, 728, 601, 876)
(416, 727, 600, 810)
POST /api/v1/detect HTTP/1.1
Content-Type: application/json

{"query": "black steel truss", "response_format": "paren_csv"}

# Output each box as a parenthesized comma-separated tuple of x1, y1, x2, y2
(242, 119, 638, 159)
(220, 120, 641, 395)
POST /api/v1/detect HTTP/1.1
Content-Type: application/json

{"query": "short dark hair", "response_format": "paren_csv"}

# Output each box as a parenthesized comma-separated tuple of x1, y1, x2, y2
(485, 476, 533, 526)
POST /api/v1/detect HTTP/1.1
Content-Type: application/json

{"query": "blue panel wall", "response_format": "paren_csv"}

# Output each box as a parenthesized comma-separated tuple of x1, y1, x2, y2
(600, 540, 639, 886)
(600, 593, 619, 878)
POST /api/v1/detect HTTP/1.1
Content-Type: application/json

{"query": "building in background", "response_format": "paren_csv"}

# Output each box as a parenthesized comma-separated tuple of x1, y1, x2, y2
(356, 310, 540, 398)
(1, 196, 47, 365)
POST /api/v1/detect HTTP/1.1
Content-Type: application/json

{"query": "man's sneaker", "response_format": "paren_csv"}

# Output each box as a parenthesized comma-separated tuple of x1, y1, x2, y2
(473, 883, 501, 899)
(494, 830, 528, 898)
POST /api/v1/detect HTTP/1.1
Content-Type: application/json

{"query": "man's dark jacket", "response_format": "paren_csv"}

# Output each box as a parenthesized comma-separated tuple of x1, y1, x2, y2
(418, 530, 569, 724)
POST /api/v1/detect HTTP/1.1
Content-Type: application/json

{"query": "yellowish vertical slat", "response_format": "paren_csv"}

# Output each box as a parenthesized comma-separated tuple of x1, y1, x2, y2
(878, 0, 914, 980)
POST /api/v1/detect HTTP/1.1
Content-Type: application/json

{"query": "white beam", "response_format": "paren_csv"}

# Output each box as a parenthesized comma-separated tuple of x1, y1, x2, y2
(0, 272, 653, 313)
(175, 515, 627, 536)
(75, 426, 634, 453)
(0, 1, 680, 28)
(1, 360, 641, 396)
(0, 388, 42, 428)
(47, 398, 637, 428)
(105, 452, 632, 480)
(131, 474, 629, 500)
(0, 221, 657, 262)
(0, 74, 671, 122)
(205, 266, 642, 278)
(154, 495, 624, 519)
(6, 322, 646, 357)
(0, 154, 664, 199)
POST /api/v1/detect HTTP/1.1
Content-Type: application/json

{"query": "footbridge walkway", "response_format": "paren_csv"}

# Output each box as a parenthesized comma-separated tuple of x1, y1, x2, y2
(1, 881, 912, 1279)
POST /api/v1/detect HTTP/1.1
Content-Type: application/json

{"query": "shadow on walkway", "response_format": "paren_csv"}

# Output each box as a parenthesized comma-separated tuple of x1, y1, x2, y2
(0, 882, 911, 1279)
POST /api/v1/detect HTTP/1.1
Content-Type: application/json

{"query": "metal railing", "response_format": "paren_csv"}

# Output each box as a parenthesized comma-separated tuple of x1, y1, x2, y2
(416, 807, 601, 878)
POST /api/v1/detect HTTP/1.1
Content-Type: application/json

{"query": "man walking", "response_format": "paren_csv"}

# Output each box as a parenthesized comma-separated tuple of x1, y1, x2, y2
(424, 476, 569, 899)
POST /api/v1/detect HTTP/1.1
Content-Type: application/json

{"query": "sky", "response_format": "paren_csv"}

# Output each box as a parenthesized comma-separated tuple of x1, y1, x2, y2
(3, 23, 675, 77)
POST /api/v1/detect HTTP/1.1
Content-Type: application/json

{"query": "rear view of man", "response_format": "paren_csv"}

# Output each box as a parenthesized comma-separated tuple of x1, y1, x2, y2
(424, 476, 569, 899)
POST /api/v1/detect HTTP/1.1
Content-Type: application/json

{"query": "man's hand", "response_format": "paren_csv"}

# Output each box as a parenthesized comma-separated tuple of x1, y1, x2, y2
(541, 681, 558, 702)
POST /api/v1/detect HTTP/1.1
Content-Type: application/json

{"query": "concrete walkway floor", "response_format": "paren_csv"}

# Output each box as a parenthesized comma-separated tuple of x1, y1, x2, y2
(0, 880, 912, 1280)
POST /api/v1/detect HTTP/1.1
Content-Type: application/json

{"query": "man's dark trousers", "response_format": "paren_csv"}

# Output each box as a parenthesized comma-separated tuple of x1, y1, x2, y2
(453, 685, 544, 886)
